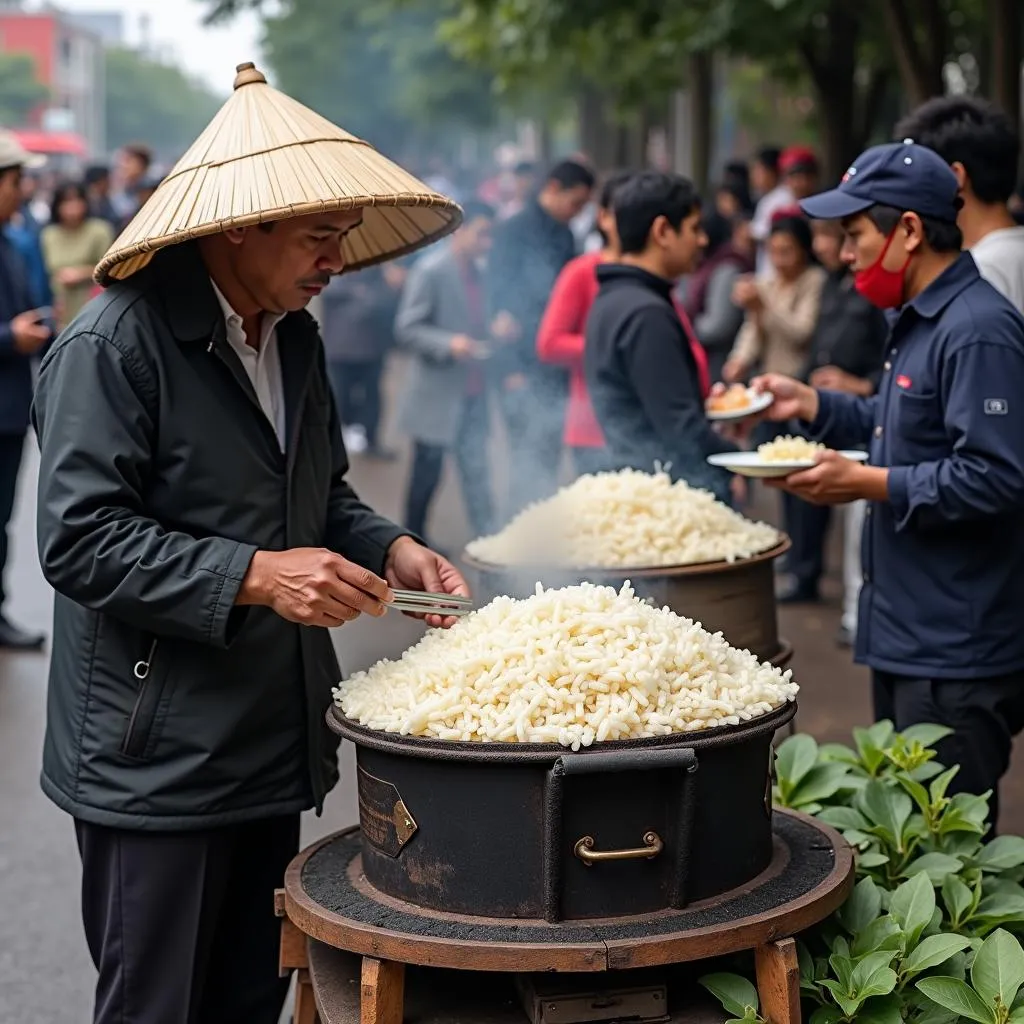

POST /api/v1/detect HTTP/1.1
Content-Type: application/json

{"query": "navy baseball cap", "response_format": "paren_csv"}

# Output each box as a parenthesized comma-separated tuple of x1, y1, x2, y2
(800, 140, 960, 223)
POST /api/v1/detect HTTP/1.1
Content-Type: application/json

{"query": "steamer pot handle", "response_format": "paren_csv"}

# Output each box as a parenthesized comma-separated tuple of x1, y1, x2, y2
(556, 746, 697, 775)
(541, 746, 699, 923)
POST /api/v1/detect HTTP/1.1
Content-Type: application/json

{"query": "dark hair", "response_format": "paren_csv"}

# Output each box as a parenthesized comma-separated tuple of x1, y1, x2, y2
(546, 159, 596, 192)
(701, 210, 732, 256)
(513, 160, 537, 177)
(895, 96, 1019, 206)
(863, 203, 963, 254)
(769, 214, 814, 259)
(460, 199, 495, 223)
(614, 171, 701, 254)
(50, 180, 89, 225)
(716, 181, 754, 215)
(755, 147, 782, 174)
(122, 143, 153, 169)
(598, 170, 634, 211)
(83, 164, 109, 186)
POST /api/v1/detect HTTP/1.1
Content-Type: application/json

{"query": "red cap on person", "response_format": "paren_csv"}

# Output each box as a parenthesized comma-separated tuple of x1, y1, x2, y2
(779, 146, 819, 175)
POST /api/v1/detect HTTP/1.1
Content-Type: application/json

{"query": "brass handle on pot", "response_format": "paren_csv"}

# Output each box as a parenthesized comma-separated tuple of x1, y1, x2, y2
(574, 831, 663, 866)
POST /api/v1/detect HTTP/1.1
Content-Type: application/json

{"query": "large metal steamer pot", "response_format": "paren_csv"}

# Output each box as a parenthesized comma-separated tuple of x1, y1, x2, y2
(462, 537, 791, 666)
(330, 701, 797, 923)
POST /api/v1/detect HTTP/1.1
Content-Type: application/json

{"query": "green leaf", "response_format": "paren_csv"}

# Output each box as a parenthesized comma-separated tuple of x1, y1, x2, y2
(840, 877, 883, 936)
(856, 993, 904, 1024)
(820, 979, 863, 1017)
(898, 773, 933, 816)
(816, 806, 870, 832)
(789, 764, 851, 809)
(904, 852, 964, 884)
(859, 780, 913, 847)
(943, 876, 975, 924)
(941, 793, 992, 836)
(975, 891, 1024, 924)
(809, 1007, 845, 1024)
(903, 934, 973, 976)
(775, 733, 818, 791)
(859, 851, 891, 869)
(851, 951, 899, 998)
(901, 724, 954, 749)
(820, 743, 860, 765)
(854, 723, 892, 775)
(828, 953, 856, 991)
(698, 973, 759, 1018)
(972, 929, 1024, 1010)
(852, 916, 904, 958)
(930, 766, 960, 805)
(912, 762, 947, 782)
(891, 871, 937, 944)
(978, 838, 1024, 873)
(916, 976, 996, 1023)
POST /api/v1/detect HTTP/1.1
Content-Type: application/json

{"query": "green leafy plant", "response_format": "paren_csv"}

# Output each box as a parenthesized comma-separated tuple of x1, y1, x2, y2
(700, 723, 1024, 1024)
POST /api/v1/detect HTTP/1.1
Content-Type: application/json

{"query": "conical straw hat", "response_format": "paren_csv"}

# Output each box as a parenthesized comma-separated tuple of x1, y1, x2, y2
(95, 62, 462, 284)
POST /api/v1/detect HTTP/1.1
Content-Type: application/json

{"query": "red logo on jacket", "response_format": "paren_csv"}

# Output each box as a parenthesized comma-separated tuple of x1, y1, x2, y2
(896, 374, 912, 390)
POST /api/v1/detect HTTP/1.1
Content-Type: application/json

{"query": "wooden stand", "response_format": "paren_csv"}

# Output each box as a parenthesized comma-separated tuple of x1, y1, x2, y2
(276, 810, 852, 1024)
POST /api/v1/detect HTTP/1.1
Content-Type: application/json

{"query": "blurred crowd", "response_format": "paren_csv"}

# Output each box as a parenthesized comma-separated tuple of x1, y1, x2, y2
(316, 96, 1024, 654)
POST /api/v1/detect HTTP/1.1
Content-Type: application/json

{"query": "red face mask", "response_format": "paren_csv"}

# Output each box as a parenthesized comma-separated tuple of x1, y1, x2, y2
(853, 228, 911, 309)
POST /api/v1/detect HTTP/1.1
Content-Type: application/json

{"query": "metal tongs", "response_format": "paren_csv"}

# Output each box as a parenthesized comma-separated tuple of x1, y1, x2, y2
(389, 589, 474, 617)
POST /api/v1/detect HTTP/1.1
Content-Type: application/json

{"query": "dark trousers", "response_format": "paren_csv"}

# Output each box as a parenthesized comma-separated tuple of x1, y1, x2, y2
(76, 814, 301, 1024)
(782, 491, 832, 590)
(873, 671, 1024, 830)
(0, 433, 26, 609)
(500, 383, 565, 517)
(329, 358, 385, 447)
(404, 393, 493, 539)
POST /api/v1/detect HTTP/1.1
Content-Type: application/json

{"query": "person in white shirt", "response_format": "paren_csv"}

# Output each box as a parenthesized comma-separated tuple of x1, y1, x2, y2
(897, 97, 1024, 311)
(750, 146, 791, 275)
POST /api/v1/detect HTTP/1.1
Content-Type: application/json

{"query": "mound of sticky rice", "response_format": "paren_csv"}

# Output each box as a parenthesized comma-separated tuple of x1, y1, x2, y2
(464, 469, 780, 569)
(757, 436, 826, 462)
(334, 581, 798, 749)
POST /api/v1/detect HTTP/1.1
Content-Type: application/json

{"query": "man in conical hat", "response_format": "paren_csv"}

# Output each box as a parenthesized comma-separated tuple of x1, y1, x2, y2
(31, 63, 467, 1023)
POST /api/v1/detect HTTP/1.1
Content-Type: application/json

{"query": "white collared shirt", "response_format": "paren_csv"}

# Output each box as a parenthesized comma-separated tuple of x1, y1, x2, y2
(210, 280, 287, 450)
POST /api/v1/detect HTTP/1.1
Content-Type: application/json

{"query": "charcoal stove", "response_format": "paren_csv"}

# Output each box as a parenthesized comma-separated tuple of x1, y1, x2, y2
(462, 537, 791, 664)
(276, 810, 853, 1023)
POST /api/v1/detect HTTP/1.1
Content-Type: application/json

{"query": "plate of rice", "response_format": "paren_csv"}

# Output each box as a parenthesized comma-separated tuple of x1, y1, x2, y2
(333, 581, 798, 750)
(705, 384, 774, 421)
(707, 436, 869, 478)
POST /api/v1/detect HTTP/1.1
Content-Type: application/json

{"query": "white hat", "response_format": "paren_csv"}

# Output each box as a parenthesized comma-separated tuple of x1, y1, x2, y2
(96, 61, 462, 285)
(0, 130, 45, 172)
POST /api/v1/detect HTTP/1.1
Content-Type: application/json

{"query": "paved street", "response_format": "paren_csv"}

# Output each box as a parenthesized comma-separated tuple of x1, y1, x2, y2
(3, 360, 1024, 1021)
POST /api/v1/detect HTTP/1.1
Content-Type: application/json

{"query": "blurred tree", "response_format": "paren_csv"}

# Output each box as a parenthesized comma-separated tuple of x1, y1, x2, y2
(105, 48, 221, 158)
(0, 52, 48, 127)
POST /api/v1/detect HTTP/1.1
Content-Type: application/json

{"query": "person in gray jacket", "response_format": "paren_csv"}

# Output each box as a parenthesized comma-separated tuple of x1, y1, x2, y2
(396, 200, 497, 542)
(30, 69, 466, 1024)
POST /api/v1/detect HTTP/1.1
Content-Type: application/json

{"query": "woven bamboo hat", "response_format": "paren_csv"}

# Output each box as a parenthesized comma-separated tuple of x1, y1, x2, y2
(95, 62, 462, 284)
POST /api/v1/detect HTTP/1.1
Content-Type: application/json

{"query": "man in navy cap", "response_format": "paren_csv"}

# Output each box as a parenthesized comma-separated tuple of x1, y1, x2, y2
(750, 139, 1024, 827)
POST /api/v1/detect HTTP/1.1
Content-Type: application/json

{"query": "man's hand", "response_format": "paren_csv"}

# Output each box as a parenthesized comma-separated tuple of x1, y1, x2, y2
(384, 536, 470, 629)
(731, 276, 762, 311)
(11, 310, 51, 355)
(491, 311, 520, 342)
(751, 373, 819, 423)
(450, 334, 483, 360)
(765, 451, 887, 505)
(237, 548, 392, 627)
(722, 357, 747, 384)
(810, 365, 873, 396)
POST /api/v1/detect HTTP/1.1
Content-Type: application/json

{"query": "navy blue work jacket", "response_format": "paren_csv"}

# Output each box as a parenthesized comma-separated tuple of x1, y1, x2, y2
(0, 228, 43, 435)
(810, 253, 1024, 679)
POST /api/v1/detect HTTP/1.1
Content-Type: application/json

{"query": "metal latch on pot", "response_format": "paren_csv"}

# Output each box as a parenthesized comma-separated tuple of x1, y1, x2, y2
(356, 766, 418, 857)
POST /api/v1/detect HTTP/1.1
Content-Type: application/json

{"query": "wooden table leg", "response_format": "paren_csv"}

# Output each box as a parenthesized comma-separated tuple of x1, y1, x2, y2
(360, 956, 405, 1024)
(294, 968, 320, 1024)
(755, 937, 800, 1024)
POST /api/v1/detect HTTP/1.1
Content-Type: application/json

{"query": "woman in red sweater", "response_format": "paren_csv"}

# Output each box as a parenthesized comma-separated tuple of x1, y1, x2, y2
(537, 172, 711, 478)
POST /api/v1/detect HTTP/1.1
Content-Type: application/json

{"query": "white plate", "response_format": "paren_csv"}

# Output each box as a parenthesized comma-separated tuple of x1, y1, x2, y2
(705, 389, 775, 421)
(707, 450, 870, 478)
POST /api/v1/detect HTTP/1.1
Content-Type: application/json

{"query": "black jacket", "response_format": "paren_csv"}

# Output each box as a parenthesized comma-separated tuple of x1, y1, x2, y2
(320, 266, 400, 364)
(32, 243, 409, 831)
(802, 268, 888, 387)
(0, 230, 42, 435)
(486, 200, 576, 390)
(584, 264, 736, 501)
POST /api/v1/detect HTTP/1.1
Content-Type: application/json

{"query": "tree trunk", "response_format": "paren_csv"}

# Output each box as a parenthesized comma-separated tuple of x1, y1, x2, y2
(881, 0, 947, 108)
(989, 0, 1022, 133)
(688, 50, 714, 192)
(577, 86, 606, 166)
